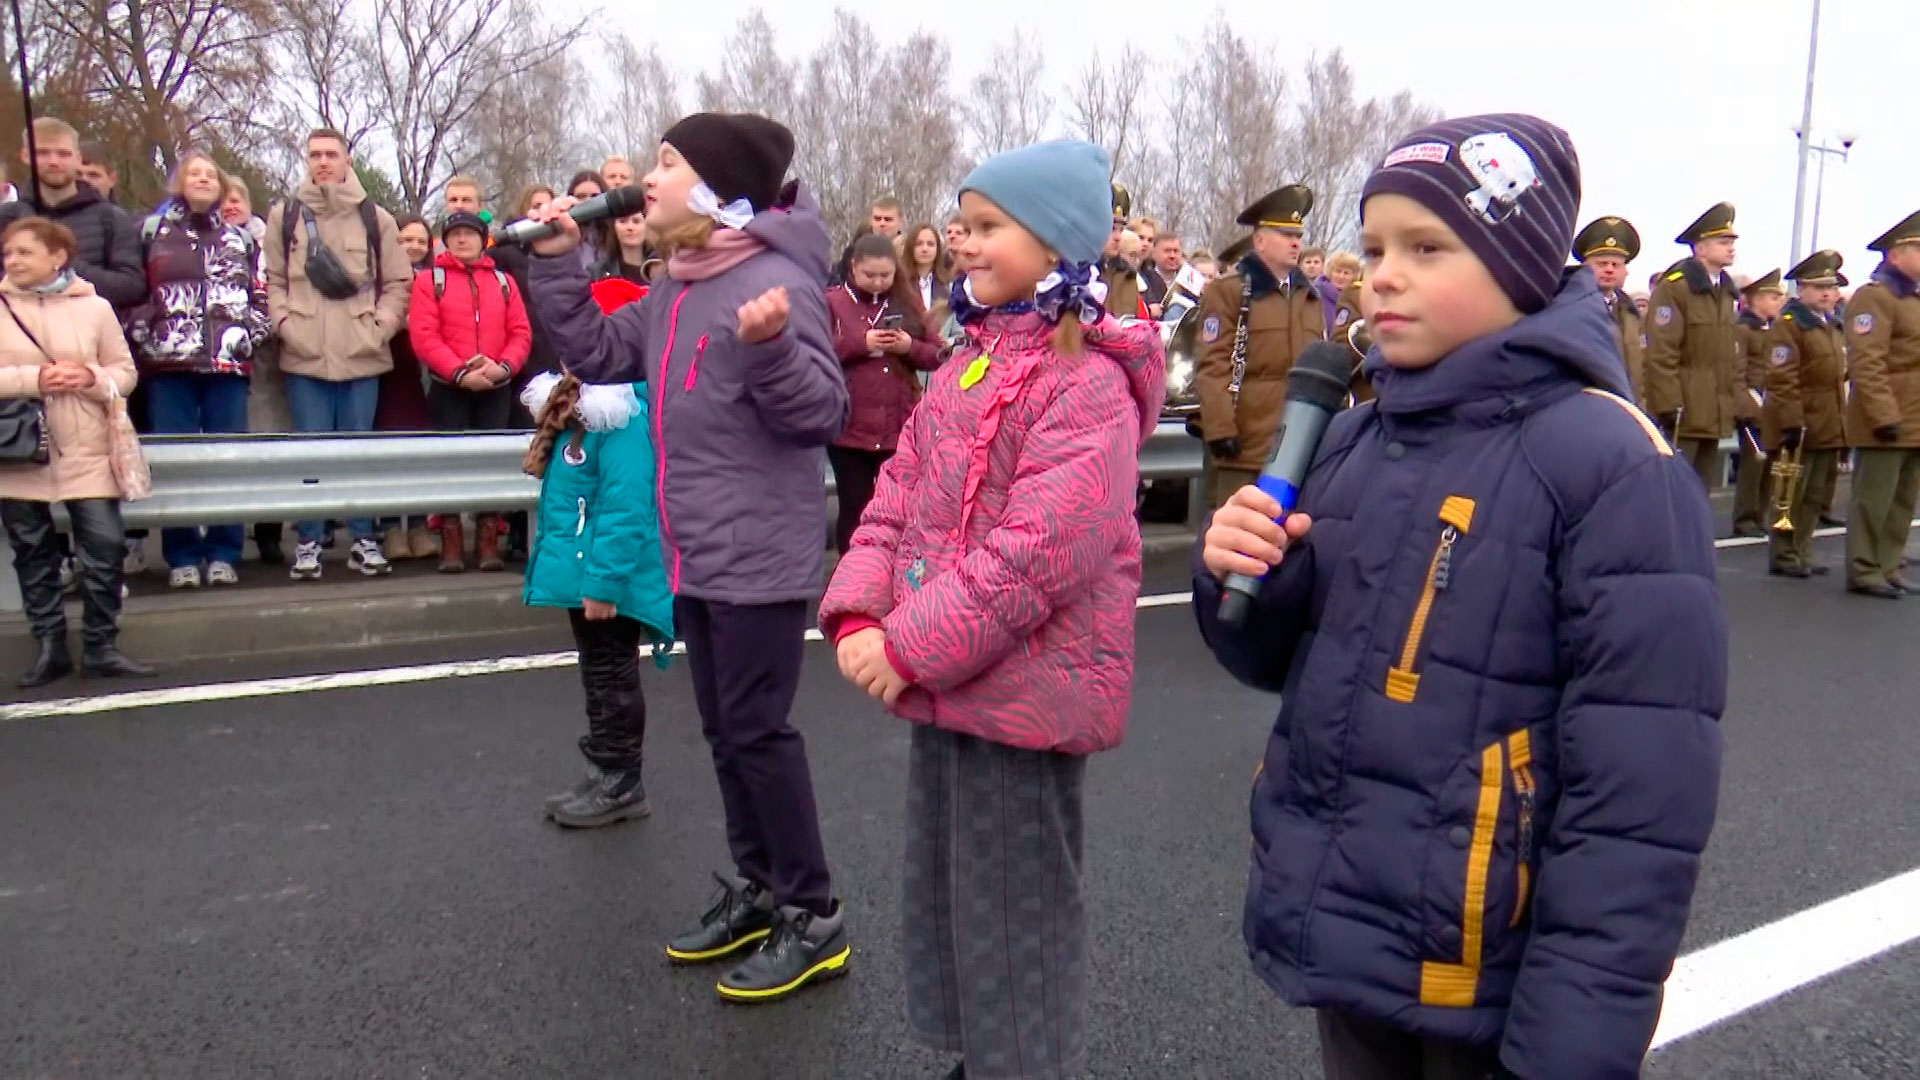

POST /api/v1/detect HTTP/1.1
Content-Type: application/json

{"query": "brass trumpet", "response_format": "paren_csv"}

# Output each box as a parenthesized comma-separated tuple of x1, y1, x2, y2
(1768, 439, 1807, 533)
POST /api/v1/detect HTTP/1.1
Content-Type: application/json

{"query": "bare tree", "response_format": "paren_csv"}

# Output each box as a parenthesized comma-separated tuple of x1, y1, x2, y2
(1064, 46, 1152, 200)
(459, 48, 588, 207)
(695, 8, 794, 114)
(1180, 19, 1289, 251)
(1286, 51, 1441, 252)
(40, 0, 279, 189)
(788, 9, 889, 239)
(875, 31, 963, 227)
(359, 0, 584, 211)
(965, 35, 1048, 163)
(597, 34, 681, 162)
(275, 0, 377, 150)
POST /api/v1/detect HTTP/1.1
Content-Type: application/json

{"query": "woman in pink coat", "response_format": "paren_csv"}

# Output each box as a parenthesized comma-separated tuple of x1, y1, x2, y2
(0, 217, 153, 687)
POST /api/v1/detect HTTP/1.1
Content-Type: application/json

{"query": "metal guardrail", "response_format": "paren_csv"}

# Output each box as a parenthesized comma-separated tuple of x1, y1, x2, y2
(118, 423, 1210, 529)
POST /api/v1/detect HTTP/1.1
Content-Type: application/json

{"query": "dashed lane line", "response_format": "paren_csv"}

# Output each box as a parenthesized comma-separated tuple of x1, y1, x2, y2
(0, 520, 1894, 724)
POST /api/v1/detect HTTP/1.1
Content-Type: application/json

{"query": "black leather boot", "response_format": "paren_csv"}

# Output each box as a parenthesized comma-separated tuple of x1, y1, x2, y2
(18, 636, 74, 689)
(81, 643, 156, 679)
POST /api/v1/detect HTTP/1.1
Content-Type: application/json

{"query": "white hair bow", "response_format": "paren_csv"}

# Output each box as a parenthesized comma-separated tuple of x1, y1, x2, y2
(688, 182, 756, 229)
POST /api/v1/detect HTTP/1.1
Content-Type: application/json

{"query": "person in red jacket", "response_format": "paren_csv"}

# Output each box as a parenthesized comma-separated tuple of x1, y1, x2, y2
(408, 210, 532, 571)
(824, 232, 941, 554)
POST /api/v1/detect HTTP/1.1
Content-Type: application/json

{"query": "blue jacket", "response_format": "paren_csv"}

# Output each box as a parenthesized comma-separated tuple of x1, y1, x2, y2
(1194, 270, 1726, 1079)
(523, 384, 675, 649)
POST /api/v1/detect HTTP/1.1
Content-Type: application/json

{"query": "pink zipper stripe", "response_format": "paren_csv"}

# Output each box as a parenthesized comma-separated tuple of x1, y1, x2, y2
(655, 288, 691, 593)
(684, 335, 709, 391)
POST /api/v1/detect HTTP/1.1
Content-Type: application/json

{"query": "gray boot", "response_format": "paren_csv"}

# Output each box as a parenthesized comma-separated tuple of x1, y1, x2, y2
(550, 768, 650, 829)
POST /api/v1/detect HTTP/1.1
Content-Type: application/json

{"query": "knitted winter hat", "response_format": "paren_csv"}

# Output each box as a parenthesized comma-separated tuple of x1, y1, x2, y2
(661, 112, 795, 214)
(1360, 113, 1580, 314)
(440, 210, 488, 242)
(958, 140, 1112, 266)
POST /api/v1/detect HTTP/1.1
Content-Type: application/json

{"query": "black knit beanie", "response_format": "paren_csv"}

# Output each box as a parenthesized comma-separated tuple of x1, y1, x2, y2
(662, 112, 795, 214)
(1360, 113, 1580, 314)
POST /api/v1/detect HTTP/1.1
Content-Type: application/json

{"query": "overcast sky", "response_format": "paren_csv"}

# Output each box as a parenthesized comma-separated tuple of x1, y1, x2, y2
(615, 0, 1914, 288)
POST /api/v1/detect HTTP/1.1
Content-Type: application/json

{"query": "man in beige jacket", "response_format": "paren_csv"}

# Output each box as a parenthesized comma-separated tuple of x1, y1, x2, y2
(264, 128, 412, 580)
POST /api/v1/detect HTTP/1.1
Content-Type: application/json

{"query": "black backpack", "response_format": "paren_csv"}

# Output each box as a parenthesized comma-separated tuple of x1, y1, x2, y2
(280, 198, 381, 299)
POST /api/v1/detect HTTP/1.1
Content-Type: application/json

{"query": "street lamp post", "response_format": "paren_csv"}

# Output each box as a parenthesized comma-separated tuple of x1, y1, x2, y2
(1807, 135, 1855, 254)
(1788, 0, 1823, 269)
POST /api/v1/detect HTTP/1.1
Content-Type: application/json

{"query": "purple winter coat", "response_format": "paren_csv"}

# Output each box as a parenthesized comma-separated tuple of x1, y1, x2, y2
(1314, 276, 1341, 335)
(526, 184, 849, 604)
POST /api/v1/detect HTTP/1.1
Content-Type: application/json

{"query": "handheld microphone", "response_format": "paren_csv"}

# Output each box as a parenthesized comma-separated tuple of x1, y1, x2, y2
(496, 185, 646, 246)
(1216, 341, 1358, 628)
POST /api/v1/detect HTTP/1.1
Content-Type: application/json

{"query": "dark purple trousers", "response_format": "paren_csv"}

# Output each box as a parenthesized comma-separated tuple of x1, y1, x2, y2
(675, 596, 834, 916)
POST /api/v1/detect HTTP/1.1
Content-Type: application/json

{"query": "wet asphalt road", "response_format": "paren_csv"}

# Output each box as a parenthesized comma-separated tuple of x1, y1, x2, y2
(3, 536, 1918, 1079)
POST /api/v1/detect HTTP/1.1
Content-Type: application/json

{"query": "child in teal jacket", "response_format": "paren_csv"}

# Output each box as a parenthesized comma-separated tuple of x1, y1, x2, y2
(521, 370, 675, 829)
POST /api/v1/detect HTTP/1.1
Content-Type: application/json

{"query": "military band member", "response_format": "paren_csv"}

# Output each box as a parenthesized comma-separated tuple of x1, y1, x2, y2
(1764, 252, 1849, 578)
(1732, 268, 1786, 536)
(1330, 279, 1374, 404)
(1101, 182, 1142, 318)
(1646, 201, 1753, 498)
(1191, 184, 1324, 508)
(1572, 215, 1647, 408)
(1843, 210, 1920, 598)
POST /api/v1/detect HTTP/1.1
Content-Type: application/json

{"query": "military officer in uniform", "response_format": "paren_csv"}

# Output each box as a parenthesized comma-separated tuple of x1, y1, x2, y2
(1646, 201, 1753, 500)
(1191, 184, 1324, 508)
(1843, 210, 1920, 598)
(1102, 183, 1142, 319)
(1763, 251, 1850, 578)
(1572, 216, 1647, 408)
(1329, 278, 1374, 404)
(1732, 268, 1787, 536)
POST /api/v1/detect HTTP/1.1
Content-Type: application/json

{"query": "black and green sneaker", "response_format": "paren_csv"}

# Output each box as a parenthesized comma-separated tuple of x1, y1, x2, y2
(715, 901, 850, 1003)
(665, 873, 776, 964)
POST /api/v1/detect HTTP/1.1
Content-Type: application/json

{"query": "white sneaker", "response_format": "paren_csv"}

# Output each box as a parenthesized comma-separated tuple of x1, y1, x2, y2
(169, 565, 202, 589)
(206, 561, 239, 586)
(60, 555, 77, 594)
(347, 538, 392, 576)
(123, 539, 148, 576)
(290, 541, 323, 580)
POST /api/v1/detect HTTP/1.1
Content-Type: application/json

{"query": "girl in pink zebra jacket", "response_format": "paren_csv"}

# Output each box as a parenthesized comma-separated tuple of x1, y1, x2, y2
(820, 140, 1165, 1080)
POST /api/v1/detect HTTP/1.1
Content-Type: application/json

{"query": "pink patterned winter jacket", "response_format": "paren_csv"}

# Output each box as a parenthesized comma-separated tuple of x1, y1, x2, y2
(819, 309, 1166, 754)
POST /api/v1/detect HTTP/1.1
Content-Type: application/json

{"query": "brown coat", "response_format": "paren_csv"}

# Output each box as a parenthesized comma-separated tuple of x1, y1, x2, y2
(1736, 311, 1772, 418)
(1193, 259, 1325, 470)
(1603, 289, 1647, 410)
(1844, 274, 1920, 448)
(263, 171, 413, 383)
(1645, 259, 1751, 439)
(1102, 260, 1142, 319)
(1761, 300, 1849, 452)
(1332, 282, 1374, 404)
(0, 277, 140, 503)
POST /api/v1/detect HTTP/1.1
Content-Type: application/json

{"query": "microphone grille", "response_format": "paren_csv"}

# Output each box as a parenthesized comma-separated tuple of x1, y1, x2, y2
(1287, 340, 1357, 410)
(603, 184, 646, 218)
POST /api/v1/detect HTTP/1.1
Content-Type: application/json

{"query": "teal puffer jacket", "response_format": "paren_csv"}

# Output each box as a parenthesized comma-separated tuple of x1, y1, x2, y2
(523, 383, 674, 649)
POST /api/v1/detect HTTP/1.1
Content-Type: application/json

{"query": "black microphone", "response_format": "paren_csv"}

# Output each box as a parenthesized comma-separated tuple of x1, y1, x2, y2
(496, 185, 646, 246)
(1216, 341, 1357, 628)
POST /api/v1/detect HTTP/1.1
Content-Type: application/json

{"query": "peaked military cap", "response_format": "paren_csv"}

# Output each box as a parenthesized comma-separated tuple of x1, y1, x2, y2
(1218, 234, 1254, 269)
(1787, 248, 1847, 287)
(1111, 182, 1132, 222)
(1573, 216, 1640, 262)
(1867, 210, 1920, 252)
(1676, 202, 1738, 244)
(1236, 184, 1313, 233)
(1740, 268, 1783, 296)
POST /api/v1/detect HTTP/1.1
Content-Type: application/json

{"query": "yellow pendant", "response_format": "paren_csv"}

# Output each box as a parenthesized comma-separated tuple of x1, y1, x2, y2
(959, 354, 992, 390)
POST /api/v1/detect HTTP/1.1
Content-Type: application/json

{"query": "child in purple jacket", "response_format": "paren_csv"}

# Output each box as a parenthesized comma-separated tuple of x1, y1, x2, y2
(521, 112, 851, 1004)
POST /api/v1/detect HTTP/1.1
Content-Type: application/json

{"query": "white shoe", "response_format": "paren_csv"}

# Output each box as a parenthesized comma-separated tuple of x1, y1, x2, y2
(206, 561, 239, 586)
(347, 538, 392, 576)
(169, 565, 202, 589)
(290, 542, 323, 580)
(123, 540, 148, 576)
(60, 556, 78, 594)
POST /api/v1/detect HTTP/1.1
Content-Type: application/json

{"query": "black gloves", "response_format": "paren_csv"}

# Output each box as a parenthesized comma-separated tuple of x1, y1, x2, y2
(1873, 424, 1901, 444)
(1208, 438, 1241, 461)
(1780, 427, 1804, 452)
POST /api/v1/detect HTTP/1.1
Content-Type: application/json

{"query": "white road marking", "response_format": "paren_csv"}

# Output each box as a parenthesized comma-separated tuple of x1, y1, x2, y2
(0, 521, 1887, 725)
(1652, 867, 1920, 1049)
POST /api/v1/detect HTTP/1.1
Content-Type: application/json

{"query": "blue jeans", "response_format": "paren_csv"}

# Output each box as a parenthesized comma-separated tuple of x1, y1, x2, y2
(285, 373, 380, 544)
(146, 372, 250, 568)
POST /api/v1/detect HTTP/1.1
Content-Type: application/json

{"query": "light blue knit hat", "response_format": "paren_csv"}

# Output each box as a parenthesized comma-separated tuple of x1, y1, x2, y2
(958, 140, 1112, 266)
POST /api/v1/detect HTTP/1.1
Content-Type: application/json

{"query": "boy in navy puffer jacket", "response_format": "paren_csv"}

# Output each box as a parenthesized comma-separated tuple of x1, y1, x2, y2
(1194, 115, 1726, 1080)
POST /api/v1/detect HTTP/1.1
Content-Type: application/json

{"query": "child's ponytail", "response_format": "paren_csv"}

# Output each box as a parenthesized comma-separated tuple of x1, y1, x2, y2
(522, 372, 584, 477)
(1050, 309, 1084, 357)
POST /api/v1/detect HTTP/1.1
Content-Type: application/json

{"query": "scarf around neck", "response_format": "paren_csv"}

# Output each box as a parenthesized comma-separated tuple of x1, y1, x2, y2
(667, 228, 767, 281)
(27, 270, 77, 295)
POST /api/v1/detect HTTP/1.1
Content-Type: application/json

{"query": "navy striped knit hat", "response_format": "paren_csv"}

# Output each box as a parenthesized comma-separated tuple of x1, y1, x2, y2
(1361, 114, 1580, 314)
